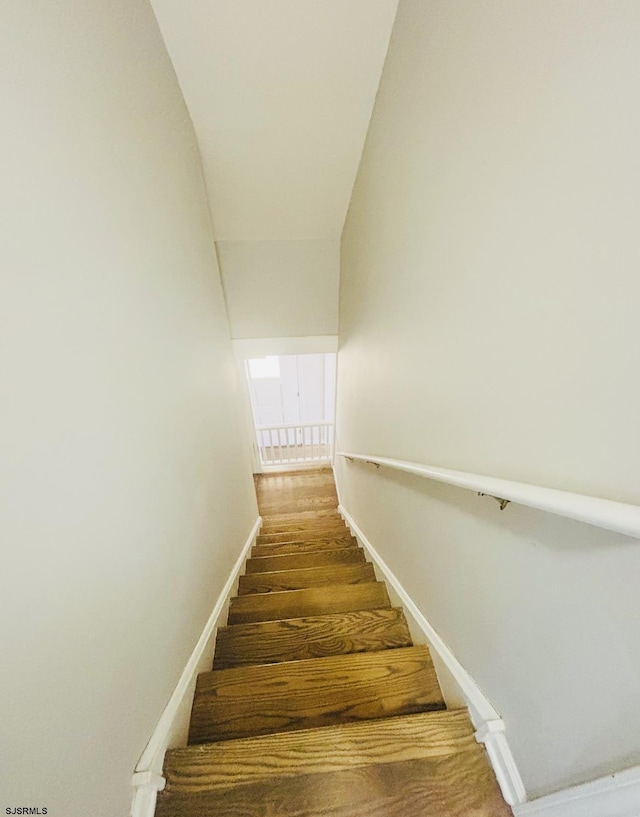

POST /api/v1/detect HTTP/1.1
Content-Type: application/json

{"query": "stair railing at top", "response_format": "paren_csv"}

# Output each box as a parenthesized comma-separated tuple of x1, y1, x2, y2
(258, 422, 334, 467)
(336, 451, 640, 539)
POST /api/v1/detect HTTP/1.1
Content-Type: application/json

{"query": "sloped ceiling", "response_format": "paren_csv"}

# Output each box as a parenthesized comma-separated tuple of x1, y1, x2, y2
(149, 0, 398, 241)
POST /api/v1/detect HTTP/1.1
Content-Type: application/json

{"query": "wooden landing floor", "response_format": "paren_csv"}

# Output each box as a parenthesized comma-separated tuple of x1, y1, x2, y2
(254, 468, 338, 516)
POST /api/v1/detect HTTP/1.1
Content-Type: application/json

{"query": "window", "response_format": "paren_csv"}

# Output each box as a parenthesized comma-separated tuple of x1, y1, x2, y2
(247, 356, 280, 379)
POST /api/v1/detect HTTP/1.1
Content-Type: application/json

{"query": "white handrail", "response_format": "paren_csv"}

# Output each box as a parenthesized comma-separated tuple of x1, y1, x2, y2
(337, 451, 640, 539)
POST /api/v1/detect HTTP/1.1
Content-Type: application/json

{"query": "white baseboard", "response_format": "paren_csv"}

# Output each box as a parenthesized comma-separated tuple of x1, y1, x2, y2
(337, 502, 527, 807)
(513, 765, 640, 817)
(130, 516, 262, 817)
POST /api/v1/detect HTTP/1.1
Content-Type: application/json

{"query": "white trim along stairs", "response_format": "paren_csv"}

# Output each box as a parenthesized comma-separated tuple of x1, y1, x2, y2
(512, 765, 640, 817)
(130, 516, 262, 817)
(336, 502, 527, 808)
(335, 486, 640, 817)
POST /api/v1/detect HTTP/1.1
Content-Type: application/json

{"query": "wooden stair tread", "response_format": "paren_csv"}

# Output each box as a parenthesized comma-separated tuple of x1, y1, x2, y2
(255, 470, 338, 517)
(157, 748, 510, 817)
(257, 526, 350, 544)
(261, 508, 343, 524)
(258, 498, 338, 516)
(261, 511, 341, 523)
(252, 536, 356, 558)
(164, 710, 474, 792)
(245, 547, 366, 574)
(238, 563, 375, 595)
(213, 608, 413, 669)
(188, 646, 444, 744)
(257, 491, 338, 516)
(256, 531, 354, 546)
(228, 582, 391, 624)
(260, 517, 345, 535)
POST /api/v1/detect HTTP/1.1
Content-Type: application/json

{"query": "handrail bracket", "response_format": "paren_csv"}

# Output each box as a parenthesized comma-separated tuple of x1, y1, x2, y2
(478, 492, 510, 511)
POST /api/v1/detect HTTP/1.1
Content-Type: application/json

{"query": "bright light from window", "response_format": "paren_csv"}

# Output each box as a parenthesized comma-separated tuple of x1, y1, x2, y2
(248, 356, 280, 379)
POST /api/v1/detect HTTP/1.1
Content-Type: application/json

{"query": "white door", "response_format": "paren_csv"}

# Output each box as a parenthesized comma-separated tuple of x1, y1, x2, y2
(245, 353, 336, 463)
(246, 356, 284, 426)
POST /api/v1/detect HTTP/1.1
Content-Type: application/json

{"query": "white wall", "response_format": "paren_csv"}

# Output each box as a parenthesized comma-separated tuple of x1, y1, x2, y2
(218, 239, 339, 338)
(148, 0, 398, 241)
(0, 1, 257, 815)
(336, 0, 640, 800)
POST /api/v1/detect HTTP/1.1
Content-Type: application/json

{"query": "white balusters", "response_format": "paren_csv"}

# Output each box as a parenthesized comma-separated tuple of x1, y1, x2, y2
(256, 422, 334, 467)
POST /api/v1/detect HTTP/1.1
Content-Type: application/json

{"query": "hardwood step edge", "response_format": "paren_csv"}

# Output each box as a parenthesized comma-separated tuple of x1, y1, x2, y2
(244, 548, 366, 574)
(257, 526, 350, 540)
(252, 540, 356, 552)
(255, 533, 355, 547)
(197, 644, 437, 687)
(251, 539, 357, 558)
(158, 747, 512, 817)
(188, 646, 445, 743)
(165, 710, 473, 793)
(259, 521, 345, 534)
(241, 563, 374, 579)
(213, 607, 413, 669)
(260, 512, 342, 524)
(227, 582, 391, 624)
(238, 563, 376, 594)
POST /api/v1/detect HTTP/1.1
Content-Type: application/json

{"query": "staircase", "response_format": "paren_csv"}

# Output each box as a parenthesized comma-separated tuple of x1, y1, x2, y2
(155, 468, 511, 816)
